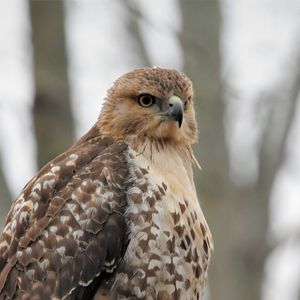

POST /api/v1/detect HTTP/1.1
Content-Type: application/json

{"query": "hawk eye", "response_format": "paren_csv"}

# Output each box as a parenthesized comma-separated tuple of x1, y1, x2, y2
(137, 94, 155, 107)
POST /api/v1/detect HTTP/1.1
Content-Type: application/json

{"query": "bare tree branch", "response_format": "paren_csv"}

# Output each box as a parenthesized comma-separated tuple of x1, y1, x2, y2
(29, 0, 74, 168)
(258, 49, 300, 188)
(123, 0, 152, 67)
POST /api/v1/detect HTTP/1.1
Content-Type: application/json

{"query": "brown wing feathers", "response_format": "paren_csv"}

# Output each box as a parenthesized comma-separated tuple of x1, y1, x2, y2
(0, 68, 212, 299)
(0, 126, 129, 299)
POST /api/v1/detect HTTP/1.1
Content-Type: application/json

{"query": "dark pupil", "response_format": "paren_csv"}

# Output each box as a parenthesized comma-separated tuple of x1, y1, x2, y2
(142, 96, 152, 105)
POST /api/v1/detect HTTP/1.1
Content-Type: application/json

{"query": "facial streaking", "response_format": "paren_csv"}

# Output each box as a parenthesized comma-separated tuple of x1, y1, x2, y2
(98, 67, 198, 146)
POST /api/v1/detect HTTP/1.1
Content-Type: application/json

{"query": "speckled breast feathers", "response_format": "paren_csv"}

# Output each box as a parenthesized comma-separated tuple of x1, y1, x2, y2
(0, 67, 212, 300)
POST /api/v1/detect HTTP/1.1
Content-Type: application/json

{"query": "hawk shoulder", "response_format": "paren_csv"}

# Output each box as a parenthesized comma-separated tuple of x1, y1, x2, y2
(0, 126, 129, 300)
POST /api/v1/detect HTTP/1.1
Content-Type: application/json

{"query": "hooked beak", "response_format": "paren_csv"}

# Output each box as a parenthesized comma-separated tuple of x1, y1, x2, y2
(168, 95, 183, 128)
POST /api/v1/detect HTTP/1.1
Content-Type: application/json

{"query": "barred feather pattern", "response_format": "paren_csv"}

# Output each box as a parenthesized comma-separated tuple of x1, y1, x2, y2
(106, 147, 212, 299)
(0, 126, 129, 300)
(0, 67, 213, 300)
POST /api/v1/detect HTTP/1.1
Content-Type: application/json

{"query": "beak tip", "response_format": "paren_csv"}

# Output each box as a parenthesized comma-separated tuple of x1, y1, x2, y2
(168, 96, 184, 128)
(178, 117, 183, 128)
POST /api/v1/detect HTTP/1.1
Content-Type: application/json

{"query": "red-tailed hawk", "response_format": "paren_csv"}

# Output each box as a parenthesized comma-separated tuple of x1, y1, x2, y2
(0, 67, 212, 300)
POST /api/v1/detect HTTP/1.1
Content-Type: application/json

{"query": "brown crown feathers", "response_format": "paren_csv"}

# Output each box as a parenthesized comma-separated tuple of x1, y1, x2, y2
(98, 67, 198, 146)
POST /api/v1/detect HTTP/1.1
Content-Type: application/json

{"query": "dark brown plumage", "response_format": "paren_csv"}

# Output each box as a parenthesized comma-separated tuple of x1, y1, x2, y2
(0, 67, 212, 300)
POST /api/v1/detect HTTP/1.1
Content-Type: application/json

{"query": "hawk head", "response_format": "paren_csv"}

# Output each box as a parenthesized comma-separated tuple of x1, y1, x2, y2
(99, 67, 198, 146)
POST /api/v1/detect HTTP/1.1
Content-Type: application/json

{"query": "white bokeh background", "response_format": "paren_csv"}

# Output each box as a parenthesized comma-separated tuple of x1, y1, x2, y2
(0, 0, 300, 299)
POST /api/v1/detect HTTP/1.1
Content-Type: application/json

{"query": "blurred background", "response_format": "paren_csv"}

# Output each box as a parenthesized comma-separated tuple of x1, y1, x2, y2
(0, 0, 300, 299)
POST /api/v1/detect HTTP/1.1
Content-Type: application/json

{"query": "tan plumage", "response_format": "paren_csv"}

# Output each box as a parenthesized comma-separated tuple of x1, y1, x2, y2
(0, 67, 212, 300)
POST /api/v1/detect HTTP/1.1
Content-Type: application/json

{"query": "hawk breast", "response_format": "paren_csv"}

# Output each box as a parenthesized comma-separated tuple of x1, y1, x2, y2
(110, 147, 212, 299)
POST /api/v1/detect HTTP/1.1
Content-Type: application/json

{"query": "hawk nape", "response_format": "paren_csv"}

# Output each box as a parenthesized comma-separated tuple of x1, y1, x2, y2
(0, 67, 212, 300)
